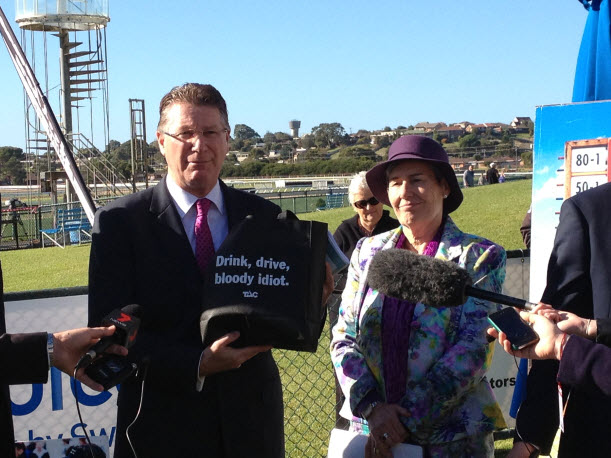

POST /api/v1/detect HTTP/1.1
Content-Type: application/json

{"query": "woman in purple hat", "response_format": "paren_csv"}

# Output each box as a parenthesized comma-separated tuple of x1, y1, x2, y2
(330, 136, 507, 457)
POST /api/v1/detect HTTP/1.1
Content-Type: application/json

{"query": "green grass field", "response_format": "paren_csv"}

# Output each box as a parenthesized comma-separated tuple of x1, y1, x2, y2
(0, 179, 531, 292)
(0, 180, 531, 456)
(302, 178, 531, 250)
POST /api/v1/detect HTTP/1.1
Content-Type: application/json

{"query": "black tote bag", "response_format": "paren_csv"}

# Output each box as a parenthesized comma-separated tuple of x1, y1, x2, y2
(200, 211, 328, 352)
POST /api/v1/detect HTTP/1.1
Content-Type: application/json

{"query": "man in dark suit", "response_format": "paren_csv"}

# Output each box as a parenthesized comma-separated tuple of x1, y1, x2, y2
(88, 83, 331, 457)
(511, 182, 611, 457)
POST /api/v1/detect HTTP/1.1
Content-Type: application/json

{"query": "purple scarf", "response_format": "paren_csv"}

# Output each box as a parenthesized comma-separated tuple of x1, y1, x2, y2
(381, 224, 443, 404)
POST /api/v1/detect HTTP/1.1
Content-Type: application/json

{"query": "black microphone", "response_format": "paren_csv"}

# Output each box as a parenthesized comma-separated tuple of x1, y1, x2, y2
(367, 249, 535, 310)
(76, 304, 142, 369)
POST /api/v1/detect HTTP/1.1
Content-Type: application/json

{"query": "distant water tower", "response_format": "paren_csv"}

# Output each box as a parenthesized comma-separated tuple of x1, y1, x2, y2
(289, 120, 301, 138)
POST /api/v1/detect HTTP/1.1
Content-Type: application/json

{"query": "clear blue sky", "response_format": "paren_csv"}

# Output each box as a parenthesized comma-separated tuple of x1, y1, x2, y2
(0, 1, 588, 150)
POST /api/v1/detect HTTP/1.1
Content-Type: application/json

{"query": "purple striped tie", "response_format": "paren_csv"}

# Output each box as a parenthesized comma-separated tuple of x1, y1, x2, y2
(195, 198, 214, 275)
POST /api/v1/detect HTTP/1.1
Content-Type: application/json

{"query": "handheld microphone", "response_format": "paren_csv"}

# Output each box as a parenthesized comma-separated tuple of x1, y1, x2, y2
(76, 304, 142, 369)
(367, 249, 535, 310)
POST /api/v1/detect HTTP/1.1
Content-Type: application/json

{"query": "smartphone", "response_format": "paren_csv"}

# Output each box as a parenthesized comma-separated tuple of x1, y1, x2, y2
(487, 307, 539, 350)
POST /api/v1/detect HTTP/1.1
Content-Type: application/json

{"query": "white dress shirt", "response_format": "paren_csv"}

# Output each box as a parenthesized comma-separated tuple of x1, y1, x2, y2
(165, 175, 229, 391)
(165, 175, 228, 253)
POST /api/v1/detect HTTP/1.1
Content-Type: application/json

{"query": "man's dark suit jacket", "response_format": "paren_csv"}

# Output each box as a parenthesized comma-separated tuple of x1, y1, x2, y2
(1, 264, 49, 456)
(0, 332, 49, 456)
(515, 182, 611, 457)
(88, 178, 284, 458)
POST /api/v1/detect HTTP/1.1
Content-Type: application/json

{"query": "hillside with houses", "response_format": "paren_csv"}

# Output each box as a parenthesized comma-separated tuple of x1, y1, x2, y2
(0, 117, 533, 185)
(219, 116, 533, 178)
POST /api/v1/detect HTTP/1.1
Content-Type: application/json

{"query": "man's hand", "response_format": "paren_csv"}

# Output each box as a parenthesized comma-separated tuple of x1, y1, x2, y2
(487, 311, 565, 360)
(53, 326, 128, 391)
(537, 308, 594, 339)
(199, 331, 272, 377)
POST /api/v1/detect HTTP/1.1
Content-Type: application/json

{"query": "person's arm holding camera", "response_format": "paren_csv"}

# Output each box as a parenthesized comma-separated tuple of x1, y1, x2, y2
(489, 310, 611, 457)
(52, 326, 128, 390)
(1, 326, 127, 391)
(488, 311, 611, 396)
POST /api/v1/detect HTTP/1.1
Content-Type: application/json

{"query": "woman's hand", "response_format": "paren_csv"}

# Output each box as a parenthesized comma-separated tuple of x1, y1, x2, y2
(365, 402, 410, 457)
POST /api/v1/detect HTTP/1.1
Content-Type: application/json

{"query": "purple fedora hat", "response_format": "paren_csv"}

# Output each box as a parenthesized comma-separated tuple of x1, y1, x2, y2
(365, 135, 463, 214)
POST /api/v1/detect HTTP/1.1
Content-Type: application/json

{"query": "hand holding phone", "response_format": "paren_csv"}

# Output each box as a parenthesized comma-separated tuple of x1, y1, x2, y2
(487, 307, 539, 350)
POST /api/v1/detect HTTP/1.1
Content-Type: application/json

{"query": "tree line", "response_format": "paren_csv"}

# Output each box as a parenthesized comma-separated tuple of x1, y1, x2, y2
(0, 121, 533, 185)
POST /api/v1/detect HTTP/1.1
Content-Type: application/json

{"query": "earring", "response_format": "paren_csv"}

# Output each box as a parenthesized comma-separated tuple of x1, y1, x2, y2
(443, 194, 448, 199)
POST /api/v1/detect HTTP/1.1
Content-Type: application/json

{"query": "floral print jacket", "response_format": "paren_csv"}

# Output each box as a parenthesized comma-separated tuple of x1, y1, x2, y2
(330, 217, 507, 444)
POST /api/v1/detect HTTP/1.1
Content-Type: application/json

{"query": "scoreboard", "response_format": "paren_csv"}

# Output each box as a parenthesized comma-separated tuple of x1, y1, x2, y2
(563, 138, 610, 198)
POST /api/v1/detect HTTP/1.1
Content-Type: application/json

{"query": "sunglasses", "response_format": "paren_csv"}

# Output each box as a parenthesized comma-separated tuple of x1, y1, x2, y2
(353, 197, 379, 209)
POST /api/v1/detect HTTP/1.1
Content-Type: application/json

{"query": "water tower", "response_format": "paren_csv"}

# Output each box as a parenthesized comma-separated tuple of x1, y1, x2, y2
(13, 1, 129, 201)
(289, 119, 301, 138)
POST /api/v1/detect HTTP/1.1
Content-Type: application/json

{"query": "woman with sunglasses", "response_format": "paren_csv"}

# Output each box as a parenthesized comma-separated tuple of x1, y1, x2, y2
(333, 171, 399, 263)
(331, 136, 507, 457)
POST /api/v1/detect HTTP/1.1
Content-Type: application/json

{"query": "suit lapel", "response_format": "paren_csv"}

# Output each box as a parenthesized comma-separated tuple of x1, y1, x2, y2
(149, 177, 202, 285)
(220, 180, 249, 230)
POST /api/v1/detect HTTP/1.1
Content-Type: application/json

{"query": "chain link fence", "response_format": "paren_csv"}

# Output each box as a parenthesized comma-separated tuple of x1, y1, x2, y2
(3, 251, 531, 456)
(2, 208, 530, 456)
(2, 196, 530, 456)
(257, 188, 349, 214)
(0, 206, 42, 250)
(0, 190, 351, 251)
(0, 202, 96, 250)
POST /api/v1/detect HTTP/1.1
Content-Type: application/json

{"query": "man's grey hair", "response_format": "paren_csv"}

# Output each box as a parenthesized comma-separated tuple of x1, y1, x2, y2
(348, 171, 371, 204)
(157, 83, 229, 132)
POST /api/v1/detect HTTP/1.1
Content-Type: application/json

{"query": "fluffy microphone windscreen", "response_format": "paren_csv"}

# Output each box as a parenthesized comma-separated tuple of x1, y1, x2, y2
(367, 249, 472, 306)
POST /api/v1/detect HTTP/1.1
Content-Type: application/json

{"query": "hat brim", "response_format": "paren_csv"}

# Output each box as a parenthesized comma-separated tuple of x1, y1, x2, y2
(365, 157, 463, 214)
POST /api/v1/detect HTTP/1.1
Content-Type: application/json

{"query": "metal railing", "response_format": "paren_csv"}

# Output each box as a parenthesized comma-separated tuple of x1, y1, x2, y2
(0, 190, 354, 251)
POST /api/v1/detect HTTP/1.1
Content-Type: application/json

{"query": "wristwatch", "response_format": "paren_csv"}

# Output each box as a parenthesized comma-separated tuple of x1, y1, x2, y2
(47, 333, 55, 368)
(361, 401, 379, 420)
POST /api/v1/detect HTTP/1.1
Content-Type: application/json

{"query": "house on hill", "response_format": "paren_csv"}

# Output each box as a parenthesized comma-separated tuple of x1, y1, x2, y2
(491, 123, 511, 134)
(465, 123, 510, 135)
(293, 147, 307, 162)
(510, 117, 533, 133)
(466, 123, 487, 134)
(414, 122, 447, 132)
(235, 152, 249, 163)
(436, 125, 465, 140)
(453, 121, 473, 129)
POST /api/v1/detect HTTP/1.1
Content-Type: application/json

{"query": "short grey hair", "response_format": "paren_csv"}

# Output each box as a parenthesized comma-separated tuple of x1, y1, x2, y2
(348, 171, 371, 204)
(158, 83, 229, 132)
